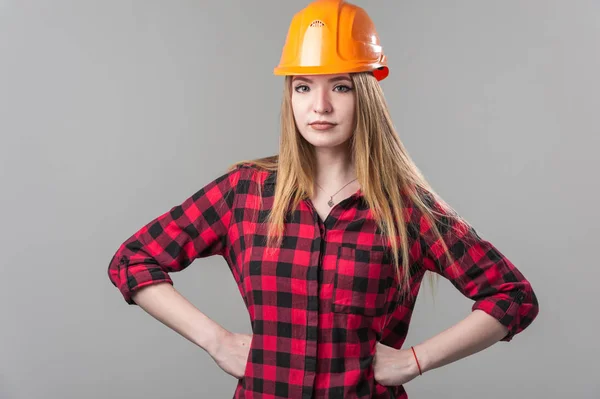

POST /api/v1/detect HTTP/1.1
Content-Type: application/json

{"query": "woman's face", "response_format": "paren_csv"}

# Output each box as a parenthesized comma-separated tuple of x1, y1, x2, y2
(291, 74, 356, 149)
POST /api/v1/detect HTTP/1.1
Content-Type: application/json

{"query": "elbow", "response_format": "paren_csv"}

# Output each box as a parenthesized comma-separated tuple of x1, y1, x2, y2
(106, 250, 174, 305)
(503, 284, 540, 342)
(472, 282, 539, 342)
(107, 252, 133, 303)
(107, 253, 123, 287)
(519, 285, 540, 330)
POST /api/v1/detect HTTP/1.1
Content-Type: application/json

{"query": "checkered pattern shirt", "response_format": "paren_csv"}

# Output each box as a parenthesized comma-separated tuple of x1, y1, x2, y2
(108, 163, 538, 398)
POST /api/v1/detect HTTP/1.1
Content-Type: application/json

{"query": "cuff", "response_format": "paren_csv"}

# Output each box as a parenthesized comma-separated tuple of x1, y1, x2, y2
(115, 256, 174, 305)
(471, 290, 527, 342)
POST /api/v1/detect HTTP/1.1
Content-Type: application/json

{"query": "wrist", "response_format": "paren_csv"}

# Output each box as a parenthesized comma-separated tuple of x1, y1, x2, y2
(199, 323, 230, 357)
(392, 347, 421, 379)
(411, 343, 429, 374)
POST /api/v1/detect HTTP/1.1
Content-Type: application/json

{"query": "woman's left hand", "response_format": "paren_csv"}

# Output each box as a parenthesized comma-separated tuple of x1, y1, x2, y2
(373, 342, 420, 386)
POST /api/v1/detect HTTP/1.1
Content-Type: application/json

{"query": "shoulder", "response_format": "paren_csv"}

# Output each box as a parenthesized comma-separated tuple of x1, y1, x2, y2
(221, 160, 275, 191)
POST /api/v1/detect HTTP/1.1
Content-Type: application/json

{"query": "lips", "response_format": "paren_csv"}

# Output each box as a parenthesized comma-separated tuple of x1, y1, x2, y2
(309, 121, 337, 131)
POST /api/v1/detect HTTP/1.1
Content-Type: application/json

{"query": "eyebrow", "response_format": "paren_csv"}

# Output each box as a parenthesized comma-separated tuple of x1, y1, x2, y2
(292, 76, 352, 84)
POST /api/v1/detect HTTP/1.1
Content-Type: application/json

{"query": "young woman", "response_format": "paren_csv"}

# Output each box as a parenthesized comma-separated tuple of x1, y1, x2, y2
(107, 1, 539, 398)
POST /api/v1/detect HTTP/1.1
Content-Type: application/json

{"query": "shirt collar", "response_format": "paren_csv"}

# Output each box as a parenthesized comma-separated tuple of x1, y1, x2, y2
(262, 169, 367, 209)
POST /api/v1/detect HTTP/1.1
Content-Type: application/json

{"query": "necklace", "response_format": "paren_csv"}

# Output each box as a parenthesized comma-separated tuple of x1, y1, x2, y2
(315, 177, 358, 207)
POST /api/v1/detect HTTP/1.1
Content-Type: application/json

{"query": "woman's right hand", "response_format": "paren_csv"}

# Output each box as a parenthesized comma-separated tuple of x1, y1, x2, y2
(210, 331, 253, 379)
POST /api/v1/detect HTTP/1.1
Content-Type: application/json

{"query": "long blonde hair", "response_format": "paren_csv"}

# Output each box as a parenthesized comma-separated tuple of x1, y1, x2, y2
(229, 72, 462, 300)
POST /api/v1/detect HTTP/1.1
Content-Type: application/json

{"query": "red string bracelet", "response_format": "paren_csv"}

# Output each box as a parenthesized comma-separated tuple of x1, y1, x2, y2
(410, 346, 422, 376)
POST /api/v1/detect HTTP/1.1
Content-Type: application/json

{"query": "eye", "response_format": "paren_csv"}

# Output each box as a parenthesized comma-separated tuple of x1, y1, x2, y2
(333, 85, 353, 93)
(294, 84, 310, 93)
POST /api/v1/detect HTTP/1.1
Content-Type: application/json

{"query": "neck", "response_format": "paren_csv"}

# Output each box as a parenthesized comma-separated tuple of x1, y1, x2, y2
(313, 146, 356, 187)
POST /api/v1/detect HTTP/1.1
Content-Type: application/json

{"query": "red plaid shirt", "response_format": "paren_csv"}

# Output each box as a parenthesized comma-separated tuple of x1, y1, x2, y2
(108, 164, 538, 399)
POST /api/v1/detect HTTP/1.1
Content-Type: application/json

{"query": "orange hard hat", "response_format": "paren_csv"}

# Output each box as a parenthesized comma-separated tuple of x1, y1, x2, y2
(273, 0, 389, 81)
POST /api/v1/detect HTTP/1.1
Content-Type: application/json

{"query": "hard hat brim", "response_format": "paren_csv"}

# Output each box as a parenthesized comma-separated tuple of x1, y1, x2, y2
(273, 65, 389, 81)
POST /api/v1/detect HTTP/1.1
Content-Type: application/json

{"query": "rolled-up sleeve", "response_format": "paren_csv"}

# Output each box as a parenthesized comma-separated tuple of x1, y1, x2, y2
(107, 165, 242, 305)
(413, 189, 539, 342)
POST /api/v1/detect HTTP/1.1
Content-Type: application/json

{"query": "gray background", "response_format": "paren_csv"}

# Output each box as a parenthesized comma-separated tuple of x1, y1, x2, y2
(1, 1, 598, 398)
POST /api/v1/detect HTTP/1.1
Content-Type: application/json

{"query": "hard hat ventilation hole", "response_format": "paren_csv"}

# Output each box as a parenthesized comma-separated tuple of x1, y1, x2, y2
(309, 20, 325, 28)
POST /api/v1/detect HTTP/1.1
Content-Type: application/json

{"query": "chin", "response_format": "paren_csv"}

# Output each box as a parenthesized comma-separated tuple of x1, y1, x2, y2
(302, 133, 351, 149)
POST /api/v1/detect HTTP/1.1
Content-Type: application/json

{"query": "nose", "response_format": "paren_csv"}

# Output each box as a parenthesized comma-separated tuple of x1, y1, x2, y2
(313, 87, 332, 114)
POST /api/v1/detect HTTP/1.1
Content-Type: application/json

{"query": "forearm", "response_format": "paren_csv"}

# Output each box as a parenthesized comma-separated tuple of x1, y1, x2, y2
(131, 282, 228, 356)
(413, 309, 509, 373)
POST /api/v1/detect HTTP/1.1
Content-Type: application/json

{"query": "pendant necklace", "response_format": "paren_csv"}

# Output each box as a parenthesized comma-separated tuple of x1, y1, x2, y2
(315, 177, 358, 207)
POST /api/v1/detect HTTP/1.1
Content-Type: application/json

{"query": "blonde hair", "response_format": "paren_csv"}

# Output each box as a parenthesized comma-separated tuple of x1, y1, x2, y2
(229, 72, 462, 300)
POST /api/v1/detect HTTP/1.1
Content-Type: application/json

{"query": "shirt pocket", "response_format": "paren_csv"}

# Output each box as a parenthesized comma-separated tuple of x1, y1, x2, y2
(332, 245, 392, 317)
